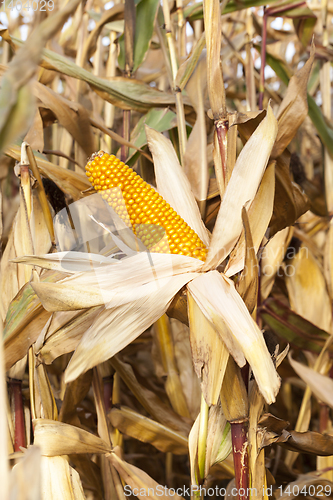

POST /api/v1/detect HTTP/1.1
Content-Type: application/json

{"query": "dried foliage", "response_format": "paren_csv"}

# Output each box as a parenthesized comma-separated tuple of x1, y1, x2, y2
(1, 1, 333, 499)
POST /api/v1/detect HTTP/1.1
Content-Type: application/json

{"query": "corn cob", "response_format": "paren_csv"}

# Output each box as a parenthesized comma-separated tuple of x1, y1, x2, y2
(85, 151, 207, 261)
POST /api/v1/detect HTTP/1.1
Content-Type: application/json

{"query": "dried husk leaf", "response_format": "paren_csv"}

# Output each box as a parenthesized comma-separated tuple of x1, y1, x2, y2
(286, 246, 332, 332)
(184, 53, 208, 206)
(271, 44, 315, 159)
(110, 356, 191, 435)
(38, 308, 101, 365)
(40, 455, 86, 500)
(24, 108, 44, 152)
(188, 292, 229, 406)
(0, 319, 9, 499)
(109, 407, 188, 455)
(204, 104, 278, 270)
(154, 315, 191, 418)
(33, 419, 111, 456)
(187, 272, 280, 404)
(34, 82, 95, 157)
(225, 161, 276, 277)
(59, 370, 93, 424)
(146, 126, 210, 246)
(10, 446, 41, 500)
(220, 356, 248, 421)
(33, 361, 58, 420)
(64, 272, 200, 383)
(108, 450, 184, 500)
(235, 207, 259, 314)
(288, 353, 333, 409)
(170, 319, 201, 419)
(260, 227, 293, 300)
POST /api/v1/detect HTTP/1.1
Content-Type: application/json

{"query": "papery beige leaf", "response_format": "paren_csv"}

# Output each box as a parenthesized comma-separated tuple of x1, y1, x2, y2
(286, 246, 332, 332)
(204, 104, 278, 270)
(60, 370, 93, 424)
(109, 450, 184, 500)
(225, 162, 275, 277)
(146, 126, 210, 246)
(188, 292, 229, 406)
(24, 109, 44, 153)
(64, 272, 200, 383)
(187, 272, 280, 404)
(170, 319, 201, 419)
(110, 356, 191, 435)
(235, 207, 259, 314)
(38, 308, 101, 365)
(33, 419, 111, 456)
(154, 315, 191, 418)
(272, 44, 315, 159)
(288, 354, 333, 410)
(260, 227, 293, 300)
(184, 53, 208, 207)
(109, 406, 188, 454)
(10, 446, 41, 500)
(220, 356, 249, 421)
(40, 455, 86, 500)
(34, 82, 95, 157)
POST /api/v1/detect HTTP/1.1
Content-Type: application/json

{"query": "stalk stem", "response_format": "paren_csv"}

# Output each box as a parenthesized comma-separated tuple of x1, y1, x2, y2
(215, 119, 229, 183)
(9, 379, 26, 451)
(121, 109, 131, 162)
(231, 420, 249, 500)
(259, 9, 267, 111)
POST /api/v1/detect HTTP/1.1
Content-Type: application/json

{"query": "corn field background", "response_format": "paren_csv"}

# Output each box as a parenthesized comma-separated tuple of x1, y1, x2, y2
(2, 0, 333, 498)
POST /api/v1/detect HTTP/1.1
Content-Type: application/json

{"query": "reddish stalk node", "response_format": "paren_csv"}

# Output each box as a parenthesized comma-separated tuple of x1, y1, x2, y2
(9, 378, 26, 451)
(231, 419, 249, 500)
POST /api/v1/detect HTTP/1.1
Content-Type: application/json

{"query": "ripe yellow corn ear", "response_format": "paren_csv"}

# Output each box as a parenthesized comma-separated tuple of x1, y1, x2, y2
(85, 151, 207, 261)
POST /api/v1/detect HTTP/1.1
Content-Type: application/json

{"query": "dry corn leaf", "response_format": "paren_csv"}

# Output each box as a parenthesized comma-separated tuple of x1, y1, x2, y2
(184, 53, 208, 206)
(272, 44, 315, 159)
(109, 450, 184, 500)
(10, 446, 41, 500)
(204, 104, 278, 270)
(24, 109, 44, 153)
(64, 272, 200, 382)
(286, 246, 332, 332)
(187, 271, 280, 404)
(60, 371, 93, 424)
(269, 153, 310, 236)
(154, 315, 191, 418)
(33, 361, 58, 421)
(109, 406, 188, 454)
(34, 82, 95, 157)
(220, 356, 248, 421)
(33, 419, 111, 456)
(110, 356, 191, 435)
(170, 319, 201, 420)
(0, 319, 9, 500)
(146, 126, 210, 246)
(40, 455, 86, 500)
(288, 353, 333, 409)
(0, 0, 82, 154)
(225, 161, 276, 277)
(260, 227, 293, 300)
(188, 291, 229, 406)
(38, 308, 101, 365)
(235, 207, 259, 314)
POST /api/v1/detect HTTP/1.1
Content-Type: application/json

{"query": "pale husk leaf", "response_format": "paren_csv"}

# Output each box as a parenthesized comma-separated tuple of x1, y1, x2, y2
(145, 126, 210, 246)
(109, 406, 188, 455)
(220, 356, 248, 421)
(260, 227, 293, 300)
(188, 292, 229, 406)
(288, 354, 333, 409)
(286, 246, 332, 332)
(33, 419, 111, 456)
(187, 271, 280, 404)
(64, 272, 200, 383)
(40, 455, 86, 500)
(0, 319, 9, 499)
(170, 319, 201, 420)
(10, 446, 41, 500)
(225, 161, 276, 277)
(108, 450, 184, 500)
(204, 104, 278, 270)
